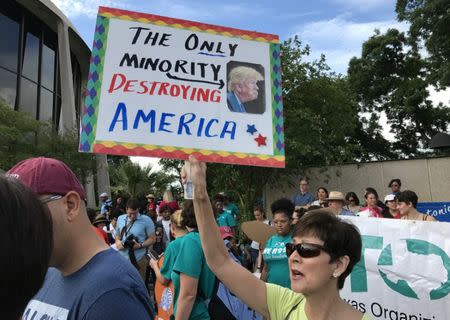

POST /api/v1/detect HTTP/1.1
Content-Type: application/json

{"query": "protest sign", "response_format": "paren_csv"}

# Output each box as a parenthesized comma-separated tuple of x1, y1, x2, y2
(341, 217, 450, 320)
(417, 202, 450, 222)
(79, 7, 284, 167)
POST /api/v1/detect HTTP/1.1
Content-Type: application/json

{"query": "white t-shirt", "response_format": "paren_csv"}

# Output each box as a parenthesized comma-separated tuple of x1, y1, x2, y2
(162, 220, 171, 243)
(103, 223, 117, 239)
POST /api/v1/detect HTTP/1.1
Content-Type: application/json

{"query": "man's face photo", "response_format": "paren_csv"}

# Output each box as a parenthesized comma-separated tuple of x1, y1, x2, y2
(236, 78, 259, 103)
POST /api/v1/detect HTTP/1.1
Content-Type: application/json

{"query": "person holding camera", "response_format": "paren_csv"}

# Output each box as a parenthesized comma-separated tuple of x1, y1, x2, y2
(115, 198, 156, 281)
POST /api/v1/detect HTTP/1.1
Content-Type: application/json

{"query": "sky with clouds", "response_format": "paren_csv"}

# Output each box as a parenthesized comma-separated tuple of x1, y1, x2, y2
(50, 0, 407, 75)
(48, 0, 446, 167)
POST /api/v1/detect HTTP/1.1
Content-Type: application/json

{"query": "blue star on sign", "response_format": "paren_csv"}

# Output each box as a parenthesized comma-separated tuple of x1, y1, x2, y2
(247, 124, 257, 135)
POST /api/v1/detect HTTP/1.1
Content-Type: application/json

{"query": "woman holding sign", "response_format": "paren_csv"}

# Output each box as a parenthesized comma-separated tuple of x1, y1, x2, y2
(183, 156, 371, 320)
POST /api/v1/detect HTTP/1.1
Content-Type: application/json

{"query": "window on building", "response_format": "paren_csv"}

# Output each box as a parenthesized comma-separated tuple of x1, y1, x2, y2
(0, 67, 17, 107)
(0, 3, 20, 72)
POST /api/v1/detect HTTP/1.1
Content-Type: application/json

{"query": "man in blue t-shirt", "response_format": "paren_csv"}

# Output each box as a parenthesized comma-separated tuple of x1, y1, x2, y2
(115, 198, 156, 281)
(8, 157, 154, 319)
(291, 178, 315, 209)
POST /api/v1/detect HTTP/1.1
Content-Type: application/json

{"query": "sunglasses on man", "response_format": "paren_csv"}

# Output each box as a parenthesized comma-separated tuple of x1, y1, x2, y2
(285, 242, 331, 258)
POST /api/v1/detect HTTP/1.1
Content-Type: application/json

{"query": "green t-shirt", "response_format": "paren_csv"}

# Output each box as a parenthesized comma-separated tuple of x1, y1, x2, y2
(160, 235, 185, 279)
(263, 234, 292, 289)
(172, 231, 216, 320)
(266, 283, 372, 320)
(216, 211, 236, 227)
(224, 202, 239, 219)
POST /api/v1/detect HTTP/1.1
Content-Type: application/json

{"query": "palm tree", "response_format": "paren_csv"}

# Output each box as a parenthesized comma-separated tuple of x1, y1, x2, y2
(110, 161, 177, 198)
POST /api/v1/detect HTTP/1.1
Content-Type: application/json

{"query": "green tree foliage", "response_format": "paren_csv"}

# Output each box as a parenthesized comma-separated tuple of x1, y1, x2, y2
(396, 0, 450, 87)
(0, 99, 96, 180)
(282, 38, 362, 167)
(348, 28, 450, 156)
(109, 160, 177, 198)
(0, 99, 40, 170)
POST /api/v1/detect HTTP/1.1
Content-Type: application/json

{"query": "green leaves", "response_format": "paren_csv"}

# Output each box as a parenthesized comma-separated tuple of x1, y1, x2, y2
(109, 160, 177, 198)
(348, 21, 450, 157)
(396, 0, 450, 87)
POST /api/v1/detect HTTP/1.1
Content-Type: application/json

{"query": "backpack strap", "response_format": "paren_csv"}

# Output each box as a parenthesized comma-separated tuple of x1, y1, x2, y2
(283, 299, 302, 320)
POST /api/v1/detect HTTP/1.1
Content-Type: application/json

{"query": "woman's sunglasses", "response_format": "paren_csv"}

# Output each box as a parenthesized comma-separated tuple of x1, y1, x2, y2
(285, 242, 330, 258)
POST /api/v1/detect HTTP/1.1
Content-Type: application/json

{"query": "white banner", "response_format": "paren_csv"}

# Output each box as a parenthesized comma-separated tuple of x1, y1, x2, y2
(341, 217, 450, 320)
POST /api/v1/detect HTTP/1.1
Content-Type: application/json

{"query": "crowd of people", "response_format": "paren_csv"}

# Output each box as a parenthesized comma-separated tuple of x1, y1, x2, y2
(290, 177, 436, 221)
(1, 156, 440, 319)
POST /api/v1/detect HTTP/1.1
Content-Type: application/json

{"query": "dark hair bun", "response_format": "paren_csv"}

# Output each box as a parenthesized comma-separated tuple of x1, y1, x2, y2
(271, 198, 294, 218)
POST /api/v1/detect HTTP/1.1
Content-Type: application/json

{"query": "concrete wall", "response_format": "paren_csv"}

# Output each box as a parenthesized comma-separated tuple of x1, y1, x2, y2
(264, 157, 450, 212)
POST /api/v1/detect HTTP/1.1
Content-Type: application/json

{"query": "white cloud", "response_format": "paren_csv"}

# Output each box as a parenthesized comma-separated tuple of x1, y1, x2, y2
(293, 16, 409, 74)
(49, 0, 127, 18)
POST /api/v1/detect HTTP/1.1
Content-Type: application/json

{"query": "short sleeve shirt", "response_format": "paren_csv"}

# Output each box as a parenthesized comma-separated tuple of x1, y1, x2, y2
(23, 249, 153, 320)
(116, 213, 155, 261)
(292, 192, 315, 206)
(224, 203, 239, 219)
(266, 283, 372, 320)
(216, 211, 236, 227)
(172, 232, 215, 319)
(263, 234, 292, 289)
(160, 235, 185, 279)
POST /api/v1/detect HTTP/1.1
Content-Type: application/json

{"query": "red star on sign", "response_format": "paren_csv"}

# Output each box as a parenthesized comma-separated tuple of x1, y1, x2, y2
(254, 134, 267, 146)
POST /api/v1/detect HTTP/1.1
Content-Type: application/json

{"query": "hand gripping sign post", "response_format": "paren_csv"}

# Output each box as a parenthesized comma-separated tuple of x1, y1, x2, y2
(341, 217, 450, 320)
(79, 7, 284, 168)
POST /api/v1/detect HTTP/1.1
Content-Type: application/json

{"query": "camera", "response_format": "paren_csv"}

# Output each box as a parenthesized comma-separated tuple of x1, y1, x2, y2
(123, 234, 136, 249)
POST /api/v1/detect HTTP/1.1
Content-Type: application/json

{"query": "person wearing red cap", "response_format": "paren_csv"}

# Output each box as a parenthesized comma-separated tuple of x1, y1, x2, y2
(7, 157, 154, 319)
(0, 175, 53, 319)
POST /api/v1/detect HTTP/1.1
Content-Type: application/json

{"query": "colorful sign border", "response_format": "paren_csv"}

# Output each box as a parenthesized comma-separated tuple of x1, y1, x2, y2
(79, 7, 285, 168)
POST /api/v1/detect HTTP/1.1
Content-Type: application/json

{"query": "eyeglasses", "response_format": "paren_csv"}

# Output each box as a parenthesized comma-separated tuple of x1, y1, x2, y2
(40, 195, 63, 204)
(391, 184, 399, 187)
(285, 242, 330, 258)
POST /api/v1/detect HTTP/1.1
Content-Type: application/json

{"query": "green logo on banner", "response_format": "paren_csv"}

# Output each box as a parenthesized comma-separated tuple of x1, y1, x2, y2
(351, 237, 450, 300)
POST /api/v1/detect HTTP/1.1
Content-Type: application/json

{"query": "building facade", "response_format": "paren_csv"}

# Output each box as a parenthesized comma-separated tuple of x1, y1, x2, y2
(0, 0, 109, 207)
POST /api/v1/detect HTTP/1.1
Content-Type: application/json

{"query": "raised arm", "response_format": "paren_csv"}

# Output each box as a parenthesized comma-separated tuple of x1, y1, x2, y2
(186, 156, 269, 317)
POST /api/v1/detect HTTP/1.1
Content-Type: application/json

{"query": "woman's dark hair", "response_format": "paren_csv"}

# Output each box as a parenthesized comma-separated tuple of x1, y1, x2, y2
(345, 192, 360, 206)
(160, 204, 174, 215)
(388, 178, 401, 188)
(181, 200, 197, 229)
(0, 176, 53, 318)
(271, 198, 294, 219)
(294, 207, 308, 219)
(293, 211, 362, 289)
(316, 187, 329, 198)
(364, 187, 379, 200)
(381, 207, 395, 218)
(213, 194, 225, 203)
(253, 205, 266, 218)
(397, 190, 418, 208)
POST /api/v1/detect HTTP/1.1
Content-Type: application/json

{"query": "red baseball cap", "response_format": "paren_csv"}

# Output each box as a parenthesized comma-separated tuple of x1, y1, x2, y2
(7, 157, 86, 200)
(219, 226, 235, 239)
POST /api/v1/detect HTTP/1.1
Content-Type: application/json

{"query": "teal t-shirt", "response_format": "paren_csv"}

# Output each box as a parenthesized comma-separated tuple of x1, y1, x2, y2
(216, 211, 236, 227)
(160, 235, 185, 279)
(263, 233, 292, 289)
(224, 202, 239, 219)
(172, 231, 216, 319)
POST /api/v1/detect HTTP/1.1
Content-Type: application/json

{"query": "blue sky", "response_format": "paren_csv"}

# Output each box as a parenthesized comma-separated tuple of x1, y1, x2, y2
(50, 0, 407, 75)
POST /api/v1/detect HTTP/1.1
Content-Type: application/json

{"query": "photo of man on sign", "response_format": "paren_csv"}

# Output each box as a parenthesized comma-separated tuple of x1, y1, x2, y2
(227, 63, 265, 114)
